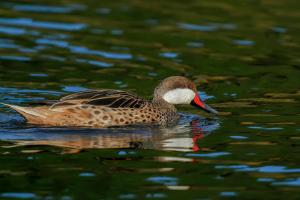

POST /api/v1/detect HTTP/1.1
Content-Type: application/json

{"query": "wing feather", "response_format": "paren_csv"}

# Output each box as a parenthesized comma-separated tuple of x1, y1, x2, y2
(50, 89, 148, 109)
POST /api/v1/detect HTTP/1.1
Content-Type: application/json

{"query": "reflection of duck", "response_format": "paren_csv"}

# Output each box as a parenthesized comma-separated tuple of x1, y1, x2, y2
(3, 76, 217, 127)
(0, 115, 220, 152)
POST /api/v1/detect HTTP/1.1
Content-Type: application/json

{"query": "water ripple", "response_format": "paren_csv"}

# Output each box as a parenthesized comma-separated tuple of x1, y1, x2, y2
(75, 58, 114, 68)
(232, 40, 255, 46)
(0, 25, 26, 35)
(36, 38, 132, 60)
(0, 192, 36, 199)
(10, 3, 86, 14)
(146, 176, 178, 186)
(216, 165, 300, 173)
(0, 55, 31, 61)
(178, 23, 218, 32)
(0, 17, 87, 31)
(272, 177, 300, 186)
(0, 87, 63, 96)
(185, 152, 231, 158)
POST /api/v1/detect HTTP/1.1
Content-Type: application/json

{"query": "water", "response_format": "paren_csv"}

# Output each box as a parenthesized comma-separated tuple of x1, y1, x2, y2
(0, 0, 299, 199)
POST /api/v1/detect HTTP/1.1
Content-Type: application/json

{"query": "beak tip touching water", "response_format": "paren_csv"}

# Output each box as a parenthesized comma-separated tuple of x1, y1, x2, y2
(203, 104, 218, 115)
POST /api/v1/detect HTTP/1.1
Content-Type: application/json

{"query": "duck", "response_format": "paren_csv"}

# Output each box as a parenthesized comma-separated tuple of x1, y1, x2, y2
(2, 76, 218, 127)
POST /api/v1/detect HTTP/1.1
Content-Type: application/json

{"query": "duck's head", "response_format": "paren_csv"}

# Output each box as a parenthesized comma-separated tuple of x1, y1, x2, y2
(153, 76, 218, 114)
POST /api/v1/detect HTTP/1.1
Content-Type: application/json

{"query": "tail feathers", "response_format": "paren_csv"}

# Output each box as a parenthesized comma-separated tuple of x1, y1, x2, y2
(1, 103, 46, 119)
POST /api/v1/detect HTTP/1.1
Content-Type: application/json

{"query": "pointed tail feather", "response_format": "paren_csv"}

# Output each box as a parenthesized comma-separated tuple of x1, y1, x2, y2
(1, 103, 46, 119)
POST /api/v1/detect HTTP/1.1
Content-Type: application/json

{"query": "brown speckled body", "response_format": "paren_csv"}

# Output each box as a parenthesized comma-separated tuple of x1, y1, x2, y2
(33, 102, 179, 127)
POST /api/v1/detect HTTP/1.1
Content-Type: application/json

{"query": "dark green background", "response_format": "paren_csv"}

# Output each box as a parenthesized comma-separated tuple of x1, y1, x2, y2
(0, 0, 299, 199)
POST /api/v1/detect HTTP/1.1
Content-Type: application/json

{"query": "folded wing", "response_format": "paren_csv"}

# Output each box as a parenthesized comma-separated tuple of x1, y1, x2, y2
(50, 89, 148, 109)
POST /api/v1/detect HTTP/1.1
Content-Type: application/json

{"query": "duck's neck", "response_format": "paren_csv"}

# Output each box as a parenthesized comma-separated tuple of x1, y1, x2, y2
(152, 97, 177, 113)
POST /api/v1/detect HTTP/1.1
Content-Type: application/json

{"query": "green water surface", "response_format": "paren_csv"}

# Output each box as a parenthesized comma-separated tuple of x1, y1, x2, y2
(0, 0, 299, 199)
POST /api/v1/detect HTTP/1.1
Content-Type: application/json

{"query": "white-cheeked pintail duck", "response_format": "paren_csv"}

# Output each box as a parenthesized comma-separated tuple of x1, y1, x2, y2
(3, 76, 218, 127)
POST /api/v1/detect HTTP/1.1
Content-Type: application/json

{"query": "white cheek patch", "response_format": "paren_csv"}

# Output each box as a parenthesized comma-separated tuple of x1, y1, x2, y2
(163, 88, 195, 104)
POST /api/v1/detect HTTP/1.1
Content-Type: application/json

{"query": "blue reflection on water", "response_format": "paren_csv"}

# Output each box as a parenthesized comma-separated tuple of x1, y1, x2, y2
(0, 192, 36, 199)
(199, 91, 215, 101)
(185, 152, 231, 158)
(0, 25, 26, 35)
(178, 23, 218, 32)
(118, 150, 127, 156)
(36, 38, 69, 48)
(10, 4, 86, 14)
(0, 41, 19, 49)
(36, 38, 132, 60)
(248, 126, 283, 131)
(0, 40, 38, 54)
(76, 58, 114, 68)
(219, 191, 237, 197)
(79, 172, 96, 177)
(0, 17, 86, 31)
(0, 55, 31, 61)
(146, 176, 178, 186)
(272, 177, 300, 186)
(178, 22, 236, 32)
(271, 27, 287, 34)
(70, 45, 132, 60)
(29, 73, 48, 77)
(257, 178, 275, 182)
(159, 52, 178, 59)
(145, 193, 167, 199)
(216, 165, 300, 173)
(186, 42, 204, 48)
(41, 55, 66, 62)
(229, 135, 248, 140)
(62, 86, 88, 93)
(0, 87, 63, 96)
(232, 40, 255, 46)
